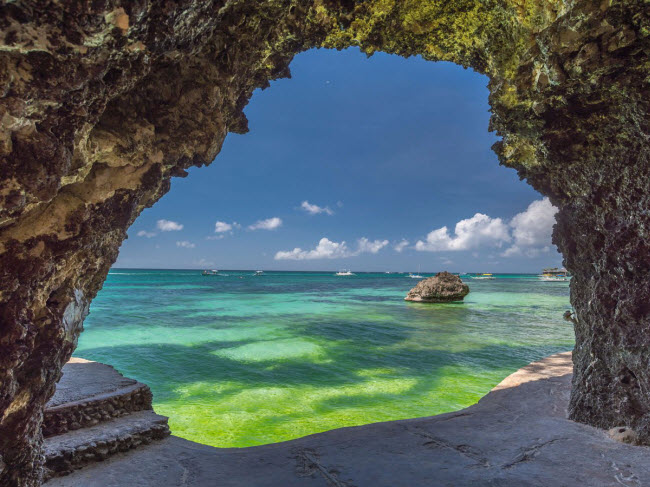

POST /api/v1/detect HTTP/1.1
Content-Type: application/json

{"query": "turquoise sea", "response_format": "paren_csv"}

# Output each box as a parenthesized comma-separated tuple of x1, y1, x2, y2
(75, 270, 573, 447)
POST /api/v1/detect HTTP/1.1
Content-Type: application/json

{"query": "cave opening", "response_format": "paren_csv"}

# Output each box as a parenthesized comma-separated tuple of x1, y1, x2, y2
(72, 48, 570, 449)
(1, 1, 648, 485)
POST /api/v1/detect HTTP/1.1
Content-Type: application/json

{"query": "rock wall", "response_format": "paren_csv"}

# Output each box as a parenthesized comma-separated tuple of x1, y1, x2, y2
(0, 1, 648, 485)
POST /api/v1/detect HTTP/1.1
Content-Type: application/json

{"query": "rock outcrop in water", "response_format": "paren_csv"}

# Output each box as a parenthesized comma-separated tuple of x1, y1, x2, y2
(405, 272, 469, 303)
(1, 1, 649, 485)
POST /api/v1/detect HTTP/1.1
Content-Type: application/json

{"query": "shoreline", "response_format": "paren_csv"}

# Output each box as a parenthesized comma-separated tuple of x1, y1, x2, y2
(48, 351, 650, 487)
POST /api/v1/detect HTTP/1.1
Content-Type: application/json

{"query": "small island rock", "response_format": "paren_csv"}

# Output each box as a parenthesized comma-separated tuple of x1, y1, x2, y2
(405, 271, 470, 303)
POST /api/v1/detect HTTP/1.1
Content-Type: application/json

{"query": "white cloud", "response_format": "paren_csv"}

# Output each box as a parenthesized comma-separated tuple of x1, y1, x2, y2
(275, 238, 350, 260)
(195, 258, 215, 267)
(300, 201, 334, 216)
(214, 221, 233, 233)
(275, 236, 389, 260)
(209, 221, 239, 239)
(357, 237, 389, 254)
(394, 239, 409, 253)
(157, 219, 183, 231)
(502, 198, 557, 257)
(136, 230, 156, 238)
(413, 198, 558, 259)
(176, 240, 196, 249)
(415, 213, 510, 252)
(249, 217, 282, 231)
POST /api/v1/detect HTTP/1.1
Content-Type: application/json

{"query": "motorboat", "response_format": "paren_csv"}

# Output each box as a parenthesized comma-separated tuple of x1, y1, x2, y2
(202, 269, 219, 276)
(253, 270, 264, 276)
(539, 267, 571, 281)
(471, 273, 496, 280)
(539, 275, 570, 281)
(335, 270, 355, 276)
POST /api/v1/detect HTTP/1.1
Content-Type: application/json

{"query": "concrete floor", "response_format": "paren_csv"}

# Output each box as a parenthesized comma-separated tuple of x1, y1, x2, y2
(46, 352, 650, 487)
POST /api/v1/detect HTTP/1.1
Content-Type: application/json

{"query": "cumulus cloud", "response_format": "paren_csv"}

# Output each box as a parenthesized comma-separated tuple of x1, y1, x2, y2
(249, 217, 282, 231)
(214, 221, 233, 233)
(275, 238, 350, 260)
(275, 236, 389, 260)
(214, 220, 240, 233)
(300, 201, 334, 216)
(136, 230, 156, 238)
(176, 240, 196, 249)
(357, 237, 389, 254)
(502, 198, 557, 257)
(415, 213, 510, 252)
(414, 198, 558, 258)
(394, 239, 409, 253)
(157, 219, 183, 231)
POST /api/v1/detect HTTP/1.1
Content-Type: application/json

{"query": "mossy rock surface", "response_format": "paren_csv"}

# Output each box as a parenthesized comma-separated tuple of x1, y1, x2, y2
(1, 1, 650, 484)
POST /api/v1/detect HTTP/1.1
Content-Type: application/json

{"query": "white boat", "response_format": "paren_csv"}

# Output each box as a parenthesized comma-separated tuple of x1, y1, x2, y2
(539, 267, 570, 281)
(253, 270, 264, 276)
(201, 269, 219, 276)
(471, 273, 496, 280)
(335, 269, 355, 276)
(409, 265, 424, 278)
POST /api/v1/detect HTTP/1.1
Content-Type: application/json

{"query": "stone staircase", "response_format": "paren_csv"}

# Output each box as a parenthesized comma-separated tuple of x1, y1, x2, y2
(42, 358, 170, 479)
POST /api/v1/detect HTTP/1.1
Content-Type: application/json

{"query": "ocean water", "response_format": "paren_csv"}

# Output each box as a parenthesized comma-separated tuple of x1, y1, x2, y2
(75, 270, 574, 448)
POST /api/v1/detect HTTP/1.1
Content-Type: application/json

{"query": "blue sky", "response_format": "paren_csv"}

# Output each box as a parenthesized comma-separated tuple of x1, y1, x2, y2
(116, 48, 562, 272)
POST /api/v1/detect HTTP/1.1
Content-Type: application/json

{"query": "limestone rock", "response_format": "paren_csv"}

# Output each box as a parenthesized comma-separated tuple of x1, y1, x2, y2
(1, 1, 650, 485)
(607, 426, 639, 445)
(405, 272, 470, 303)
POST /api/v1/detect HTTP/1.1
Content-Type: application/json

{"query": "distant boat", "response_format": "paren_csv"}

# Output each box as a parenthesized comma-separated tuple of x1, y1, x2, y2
(201, 269, 219, 276)
(539, 267, 570, 281)
(472, 273, 495, 280)
(540, 275, 569, 281)
(409, 265, 424, 278)
(253, 270, 264, 276)
(335, 269, 355, 276)
(542, 267, 569, 276)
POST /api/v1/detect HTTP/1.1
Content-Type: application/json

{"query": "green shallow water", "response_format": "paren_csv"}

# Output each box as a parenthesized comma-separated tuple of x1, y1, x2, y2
(76, 270, 573, 447)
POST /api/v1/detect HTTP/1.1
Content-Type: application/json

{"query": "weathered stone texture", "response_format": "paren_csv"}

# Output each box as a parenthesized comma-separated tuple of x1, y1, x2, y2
(43, 383, 153, 438)
(0, 1, 649, 485)
(405, 272, 470, 303)
(40, 358, 168, 480)
(43, 410, 170, 480)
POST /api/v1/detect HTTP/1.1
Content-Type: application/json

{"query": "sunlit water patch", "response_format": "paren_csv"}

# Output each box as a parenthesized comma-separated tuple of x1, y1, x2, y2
(76, 270, 573, 447)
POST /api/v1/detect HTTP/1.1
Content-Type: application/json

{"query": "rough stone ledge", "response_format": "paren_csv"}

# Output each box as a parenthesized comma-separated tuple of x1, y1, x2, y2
(43, 383, 153, 438)
(43, 410, 170, 480)
(43, 358, 153, 437)
(44, 352, 650, 486)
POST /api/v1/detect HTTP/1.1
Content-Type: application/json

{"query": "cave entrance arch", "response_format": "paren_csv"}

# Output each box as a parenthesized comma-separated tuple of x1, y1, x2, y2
(79, 46, 563, 449)
(1, 1, 648, 485)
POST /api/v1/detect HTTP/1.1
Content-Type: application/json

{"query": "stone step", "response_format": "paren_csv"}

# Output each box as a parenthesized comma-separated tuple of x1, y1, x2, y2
(44, 410, 170, 480)
(44, 358, 153, 437)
